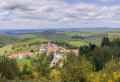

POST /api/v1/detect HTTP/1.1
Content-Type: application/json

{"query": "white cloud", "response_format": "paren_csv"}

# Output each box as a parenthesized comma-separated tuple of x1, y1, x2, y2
(112, 20, 120, 23)
(0, 0, 120, 28)
(98, 0, 120, 2)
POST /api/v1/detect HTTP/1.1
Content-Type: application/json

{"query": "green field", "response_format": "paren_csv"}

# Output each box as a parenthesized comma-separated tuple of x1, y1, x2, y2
(17, 59, 31, 70)
(17, 59, 30, 65)
(70, 41, 88, 47)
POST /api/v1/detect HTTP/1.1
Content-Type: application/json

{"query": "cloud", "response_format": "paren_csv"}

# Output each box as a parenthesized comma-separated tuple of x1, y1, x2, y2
(0, 0, 120, 28)
(97, 0, 120, 2)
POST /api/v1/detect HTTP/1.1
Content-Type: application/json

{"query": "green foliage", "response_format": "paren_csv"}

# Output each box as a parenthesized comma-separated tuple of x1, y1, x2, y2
(0, 56, 20, 80)
(79, 42, 96, 56)
(110, 38, 120, 48)
(47, 51, 54, 62)
(31, 49, 34, 52)
(101, 36, 110, 47)
(32, 54, 51, 78)
(87, 46, 112, 71)
(52, 41, 78, 49)
(103, 60, 120, 73)
(26, 55, 31, 59)
(22, 64, 32, 75)
(61, 52, 94, 82)
(0, 34, 19, 48)
(0, 73, 7, 82)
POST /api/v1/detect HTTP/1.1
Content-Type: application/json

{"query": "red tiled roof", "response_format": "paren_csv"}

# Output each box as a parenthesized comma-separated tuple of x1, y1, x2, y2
(73, 50, 79, 53)
(41, 44, 48, 46)
(53, 61, 58, 64)
(12, 55, 18, 58)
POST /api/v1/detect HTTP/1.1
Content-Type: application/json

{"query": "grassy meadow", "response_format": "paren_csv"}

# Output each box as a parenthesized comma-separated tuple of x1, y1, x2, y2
(70, 41, 88, 47)
(17, 59, 31, 71)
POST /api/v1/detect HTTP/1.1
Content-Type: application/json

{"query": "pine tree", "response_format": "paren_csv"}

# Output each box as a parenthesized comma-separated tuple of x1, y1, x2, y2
(101, 36, 110, 47)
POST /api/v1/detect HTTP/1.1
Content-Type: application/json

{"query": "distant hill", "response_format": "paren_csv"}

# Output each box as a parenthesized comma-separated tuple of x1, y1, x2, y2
(14, 31, 71, 41)
(0, 34, 19, 47)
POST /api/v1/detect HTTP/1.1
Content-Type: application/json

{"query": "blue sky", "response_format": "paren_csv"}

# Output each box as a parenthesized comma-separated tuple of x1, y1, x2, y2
(0, 0, 120, 29)
(64, 0, 120, 6)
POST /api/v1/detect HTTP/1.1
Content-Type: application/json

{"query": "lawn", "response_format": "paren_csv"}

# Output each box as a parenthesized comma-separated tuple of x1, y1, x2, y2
(17, 59, 31, 70)
(17, 59, 31, 65)
(70, 41, 88, 47)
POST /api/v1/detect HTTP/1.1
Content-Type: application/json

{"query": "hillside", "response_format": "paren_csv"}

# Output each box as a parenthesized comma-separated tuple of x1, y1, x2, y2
(0, 38, 48, 55)
(0, 34, 19, 47)
(70, 41, 88, 47)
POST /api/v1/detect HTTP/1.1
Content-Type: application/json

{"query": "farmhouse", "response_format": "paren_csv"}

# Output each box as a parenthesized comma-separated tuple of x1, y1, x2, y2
(8, 55, 18, 59)
(7, 51, 42, 59)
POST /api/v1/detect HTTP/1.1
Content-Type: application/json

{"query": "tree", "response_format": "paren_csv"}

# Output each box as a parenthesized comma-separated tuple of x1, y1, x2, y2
(11, 47, 14, 50)
(61, 52, 94, 82)
(0, 73, 7, 82)
(4, 50, 7, 53)
(26, 55, 31, 59)
(47, 51, 54, 62)
(79, 45, 89, 56)
(17, 49, 19, 52)
(31, 49, 34, 52)
(89, 42, 96, 51)
(22, 64, 32, 75)
(103, 60, 120, 74)
(101, 36, 110, 47)
(110, 38, 120, 48)
(87, 46, 112, 71)
(0, 56, 20, 80)
(35, 55, 50, 77)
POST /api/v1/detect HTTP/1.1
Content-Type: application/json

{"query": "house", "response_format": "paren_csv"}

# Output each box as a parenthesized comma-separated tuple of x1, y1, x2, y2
(60, 49, 71, 53)
(41, 43, 48, 49)
(59, 62, 64, 68)
(39, 49, 45, 51)
(48, 42, 52, 47)
(35, 51, 43, 55)
(8, 56, 14, 59)
(18, 55, 24, 59)
(48, 47, 58, 52)
(50, 60, 58, 67)
(8, 55, 18, 59)
(17, 53, 27, 59)
(54, 53, 63, 60)
(60, 49, 78, 54)
(73, 50, 79, 54)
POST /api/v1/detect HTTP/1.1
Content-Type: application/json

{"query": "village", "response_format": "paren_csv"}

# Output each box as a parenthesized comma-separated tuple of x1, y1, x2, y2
(8, 42, 79, 67)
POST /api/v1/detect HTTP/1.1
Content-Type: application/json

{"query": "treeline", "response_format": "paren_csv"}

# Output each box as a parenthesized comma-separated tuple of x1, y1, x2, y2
(51, 41, 79, 49)
(71, 35, 84, 39)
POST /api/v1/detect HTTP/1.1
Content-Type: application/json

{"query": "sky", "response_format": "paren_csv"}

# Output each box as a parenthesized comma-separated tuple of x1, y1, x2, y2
(0, 0, 120, 29)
